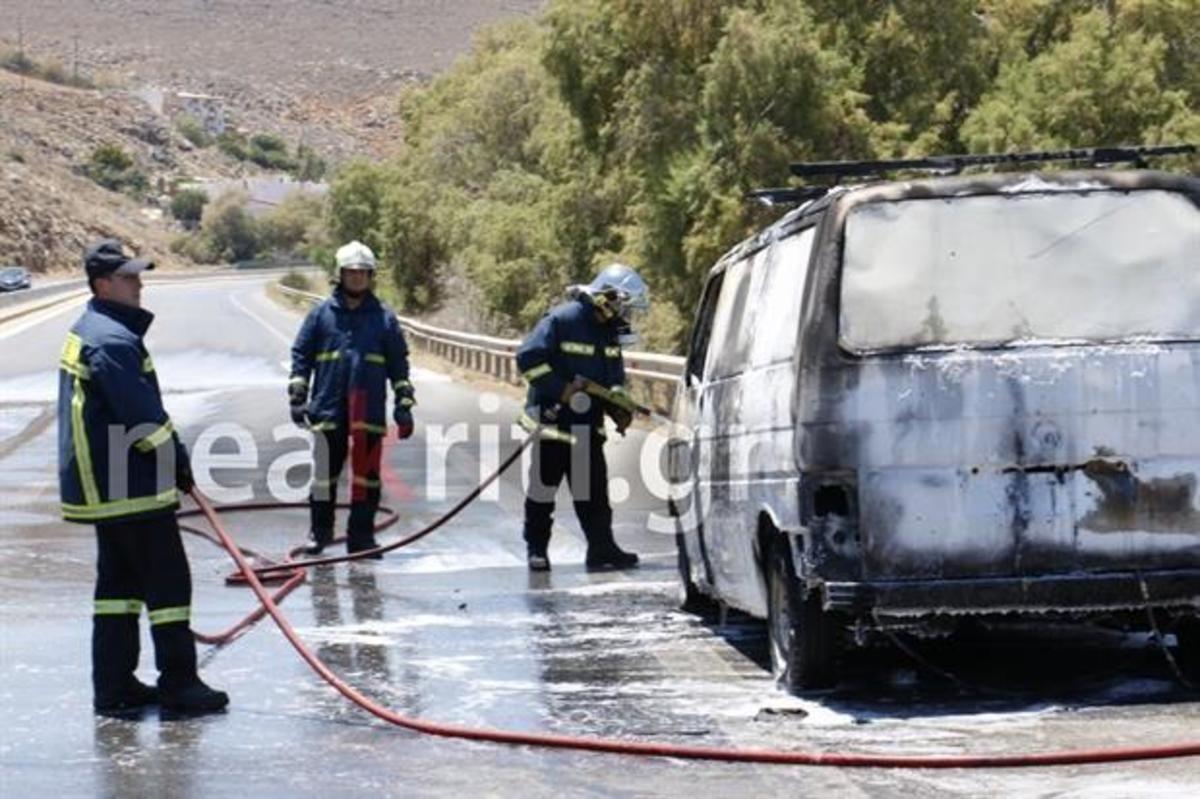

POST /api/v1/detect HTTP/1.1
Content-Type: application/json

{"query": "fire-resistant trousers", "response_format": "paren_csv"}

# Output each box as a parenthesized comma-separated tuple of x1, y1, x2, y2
(523, 431, 617, 557)
(309, 423, 383, 550)
(92, 513, 197, 702)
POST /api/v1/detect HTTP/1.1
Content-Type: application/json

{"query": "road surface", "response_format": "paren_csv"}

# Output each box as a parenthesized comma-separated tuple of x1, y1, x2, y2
(0, 276, 1197, 796)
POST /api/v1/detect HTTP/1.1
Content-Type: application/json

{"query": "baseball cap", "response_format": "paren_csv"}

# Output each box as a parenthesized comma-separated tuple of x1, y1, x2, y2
(84, 239, 155, 280)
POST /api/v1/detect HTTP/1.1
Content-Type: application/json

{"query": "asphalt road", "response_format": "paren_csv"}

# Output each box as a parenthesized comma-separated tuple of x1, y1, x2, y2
(1, 276, 1197, 797)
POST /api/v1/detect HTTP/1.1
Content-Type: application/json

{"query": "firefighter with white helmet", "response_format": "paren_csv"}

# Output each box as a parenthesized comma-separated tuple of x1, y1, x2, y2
(288, 240, 415, 556)
(514, 262, 650, 571)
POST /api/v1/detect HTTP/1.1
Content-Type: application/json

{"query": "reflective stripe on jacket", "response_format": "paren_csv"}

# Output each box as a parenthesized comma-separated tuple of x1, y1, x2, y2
(515, 295, 626, 437)
(57, 299, 184, 523)
(289, 288, 412, 431)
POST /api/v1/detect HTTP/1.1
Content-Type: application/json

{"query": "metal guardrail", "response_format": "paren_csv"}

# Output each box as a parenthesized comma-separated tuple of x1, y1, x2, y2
(0, 267, 325, 326)
(0, 278, 84, 313)
(276, 284, 685, 414)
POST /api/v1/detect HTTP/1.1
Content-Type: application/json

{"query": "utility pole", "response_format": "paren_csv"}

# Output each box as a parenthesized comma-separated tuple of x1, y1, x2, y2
(73, 33, 80, 84)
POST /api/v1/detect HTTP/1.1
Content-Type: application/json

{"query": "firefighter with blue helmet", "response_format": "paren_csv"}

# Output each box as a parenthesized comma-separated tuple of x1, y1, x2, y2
(58, 238, 228, 717)
(515, 263, 649, 572)
(288, 240, 415, 557)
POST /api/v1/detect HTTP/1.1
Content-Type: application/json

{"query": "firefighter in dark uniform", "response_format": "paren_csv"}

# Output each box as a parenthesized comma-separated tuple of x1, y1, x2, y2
(515, 263, 649, 572)
(288, 240, 414, 557)
(58, 239, 228, 717)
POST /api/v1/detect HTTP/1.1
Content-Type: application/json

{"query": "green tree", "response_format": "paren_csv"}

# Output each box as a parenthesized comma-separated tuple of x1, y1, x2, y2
(327, 160, 387, 254)
(176, 116, 212, 148)
(86, 143, 148, 195)
(201, 191, 260, 262)
(169, 188, 208, 227)
(310, 0, 1199, 351)
(247, 133, 296, 171)
(962, 6, 1200, 151)
(376, 180, 445, 311)
(217, 130, 248, 161)
(259, 191, 328, 256)
(293, 144, 327, 181)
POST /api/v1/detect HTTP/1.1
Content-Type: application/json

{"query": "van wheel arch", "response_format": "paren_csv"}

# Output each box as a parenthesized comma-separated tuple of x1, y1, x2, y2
(761, 517, 839, 692)
(676, 532, 717, 615)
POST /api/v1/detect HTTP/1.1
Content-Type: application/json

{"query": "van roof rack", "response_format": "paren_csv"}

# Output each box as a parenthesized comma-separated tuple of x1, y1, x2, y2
(745, 186, 830, 206)
(789, 144, 1195, 181)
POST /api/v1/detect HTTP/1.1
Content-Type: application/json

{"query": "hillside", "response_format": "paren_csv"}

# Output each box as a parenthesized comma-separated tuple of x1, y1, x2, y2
(3, 0, 544, 161)
(0, 68, 253, 272)
(0, 0, 544, 275)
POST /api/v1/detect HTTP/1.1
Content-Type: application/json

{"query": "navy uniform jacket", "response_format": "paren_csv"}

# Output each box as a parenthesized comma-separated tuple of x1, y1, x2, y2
(289, 288, 413, 433)
(58, 299, 187, 523)
(515, 294, 627, 442)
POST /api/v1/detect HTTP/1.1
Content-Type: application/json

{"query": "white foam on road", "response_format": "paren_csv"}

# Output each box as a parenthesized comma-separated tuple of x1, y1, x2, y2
(0, 351, 284, 404)
(411, 366, 452, 384)
(156, 350, 287, 391)
(0, 405, 45, 440)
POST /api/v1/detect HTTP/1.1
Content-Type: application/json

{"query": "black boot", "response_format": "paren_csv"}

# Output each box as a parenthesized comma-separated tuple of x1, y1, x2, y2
(160, 678, 229, 719)
(346, 533, 383, 559)
(303, 529, 333, 556)
(585, 545, 639, 572)
(346, 503, 382, 560)
(93, 614, 156, 716)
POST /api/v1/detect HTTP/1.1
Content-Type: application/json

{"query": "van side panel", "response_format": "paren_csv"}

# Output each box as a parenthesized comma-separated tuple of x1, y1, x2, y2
(691, 227, 818, 615)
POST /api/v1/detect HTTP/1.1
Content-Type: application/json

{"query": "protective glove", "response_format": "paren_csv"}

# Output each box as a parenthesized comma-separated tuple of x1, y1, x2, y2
(289, 403, 309, 428)
(605, 404, 633, 436)
(394, 406, 414, 440)
(287, 379, 308, 406)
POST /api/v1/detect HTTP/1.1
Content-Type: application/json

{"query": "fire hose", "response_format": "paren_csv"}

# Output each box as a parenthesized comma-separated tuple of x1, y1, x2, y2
(178, 427, 1200, 768)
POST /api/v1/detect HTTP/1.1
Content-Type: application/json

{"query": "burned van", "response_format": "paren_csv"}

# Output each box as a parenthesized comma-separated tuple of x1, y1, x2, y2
(667, 148, 1200, 692)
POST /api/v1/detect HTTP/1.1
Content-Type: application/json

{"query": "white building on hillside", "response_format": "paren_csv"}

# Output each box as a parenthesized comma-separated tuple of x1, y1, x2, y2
(165, 92, 227, 136)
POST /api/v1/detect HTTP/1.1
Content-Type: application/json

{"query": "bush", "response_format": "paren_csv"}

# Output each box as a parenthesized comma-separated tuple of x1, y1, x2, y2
(0, 49, 35, 74)
(293, 144, 327, 181)
(217, 130, 313, 175)
(169, 188, 209, 227)
(258, 191, 328, 256)
(169, 232, 216, 264)
(217, 131, 248, 161)
(0, 49, 95, 88)
(201, 191, 260, 262)
(175, 116, 212, 148)
(247, 133, 295, 171)
(279, 270, 312, 291)
(86, 143, 148, 195)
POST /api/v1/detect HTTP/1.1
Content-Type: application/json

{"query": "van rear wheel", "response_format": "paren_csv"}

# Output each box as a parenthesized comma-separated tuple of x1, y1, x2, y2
(767, 537, 838, 692)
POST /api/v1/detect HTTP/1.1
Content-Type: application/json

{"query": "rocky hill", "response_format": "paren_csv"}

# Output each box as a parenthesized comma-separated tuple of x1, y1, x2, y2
(0, 68, 254, 272)
(0, 0, 543, 275)
(4, 0, 544, 161)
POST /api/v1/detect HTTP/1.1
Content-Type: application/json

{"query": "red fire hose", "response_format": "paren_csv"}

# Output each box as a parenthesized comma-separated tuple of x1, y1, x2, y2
(180, 437, 1200, 768)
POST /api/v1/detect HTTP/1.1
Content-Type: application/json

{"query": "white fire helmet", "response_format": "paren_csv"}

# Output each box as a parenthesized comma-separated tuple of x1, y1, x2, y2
(335, 240, 376, 271)
(585, 263, 650, 346)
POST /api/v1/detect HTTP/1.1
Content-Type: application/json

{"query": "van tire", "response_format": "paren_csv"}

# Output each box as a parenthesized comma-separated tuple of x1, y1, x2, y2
(767, 536, 838, 692)
(1176, 617, 1200, 682)
(677, 533, 717, 615)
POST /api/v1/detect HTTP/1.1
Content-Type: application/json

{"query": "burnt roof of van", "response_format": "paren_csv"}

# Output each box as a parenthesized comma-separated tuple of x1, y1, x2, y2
(746, 145, 1196, 210)
(720, 164, 1199, 274)
(790, 144, 1194, 181)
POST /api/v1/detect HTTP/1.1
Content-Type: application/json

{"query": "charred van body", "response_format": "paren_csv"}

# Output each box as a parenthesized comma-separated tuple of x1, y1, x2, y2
(667, 149, 1200, 692)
